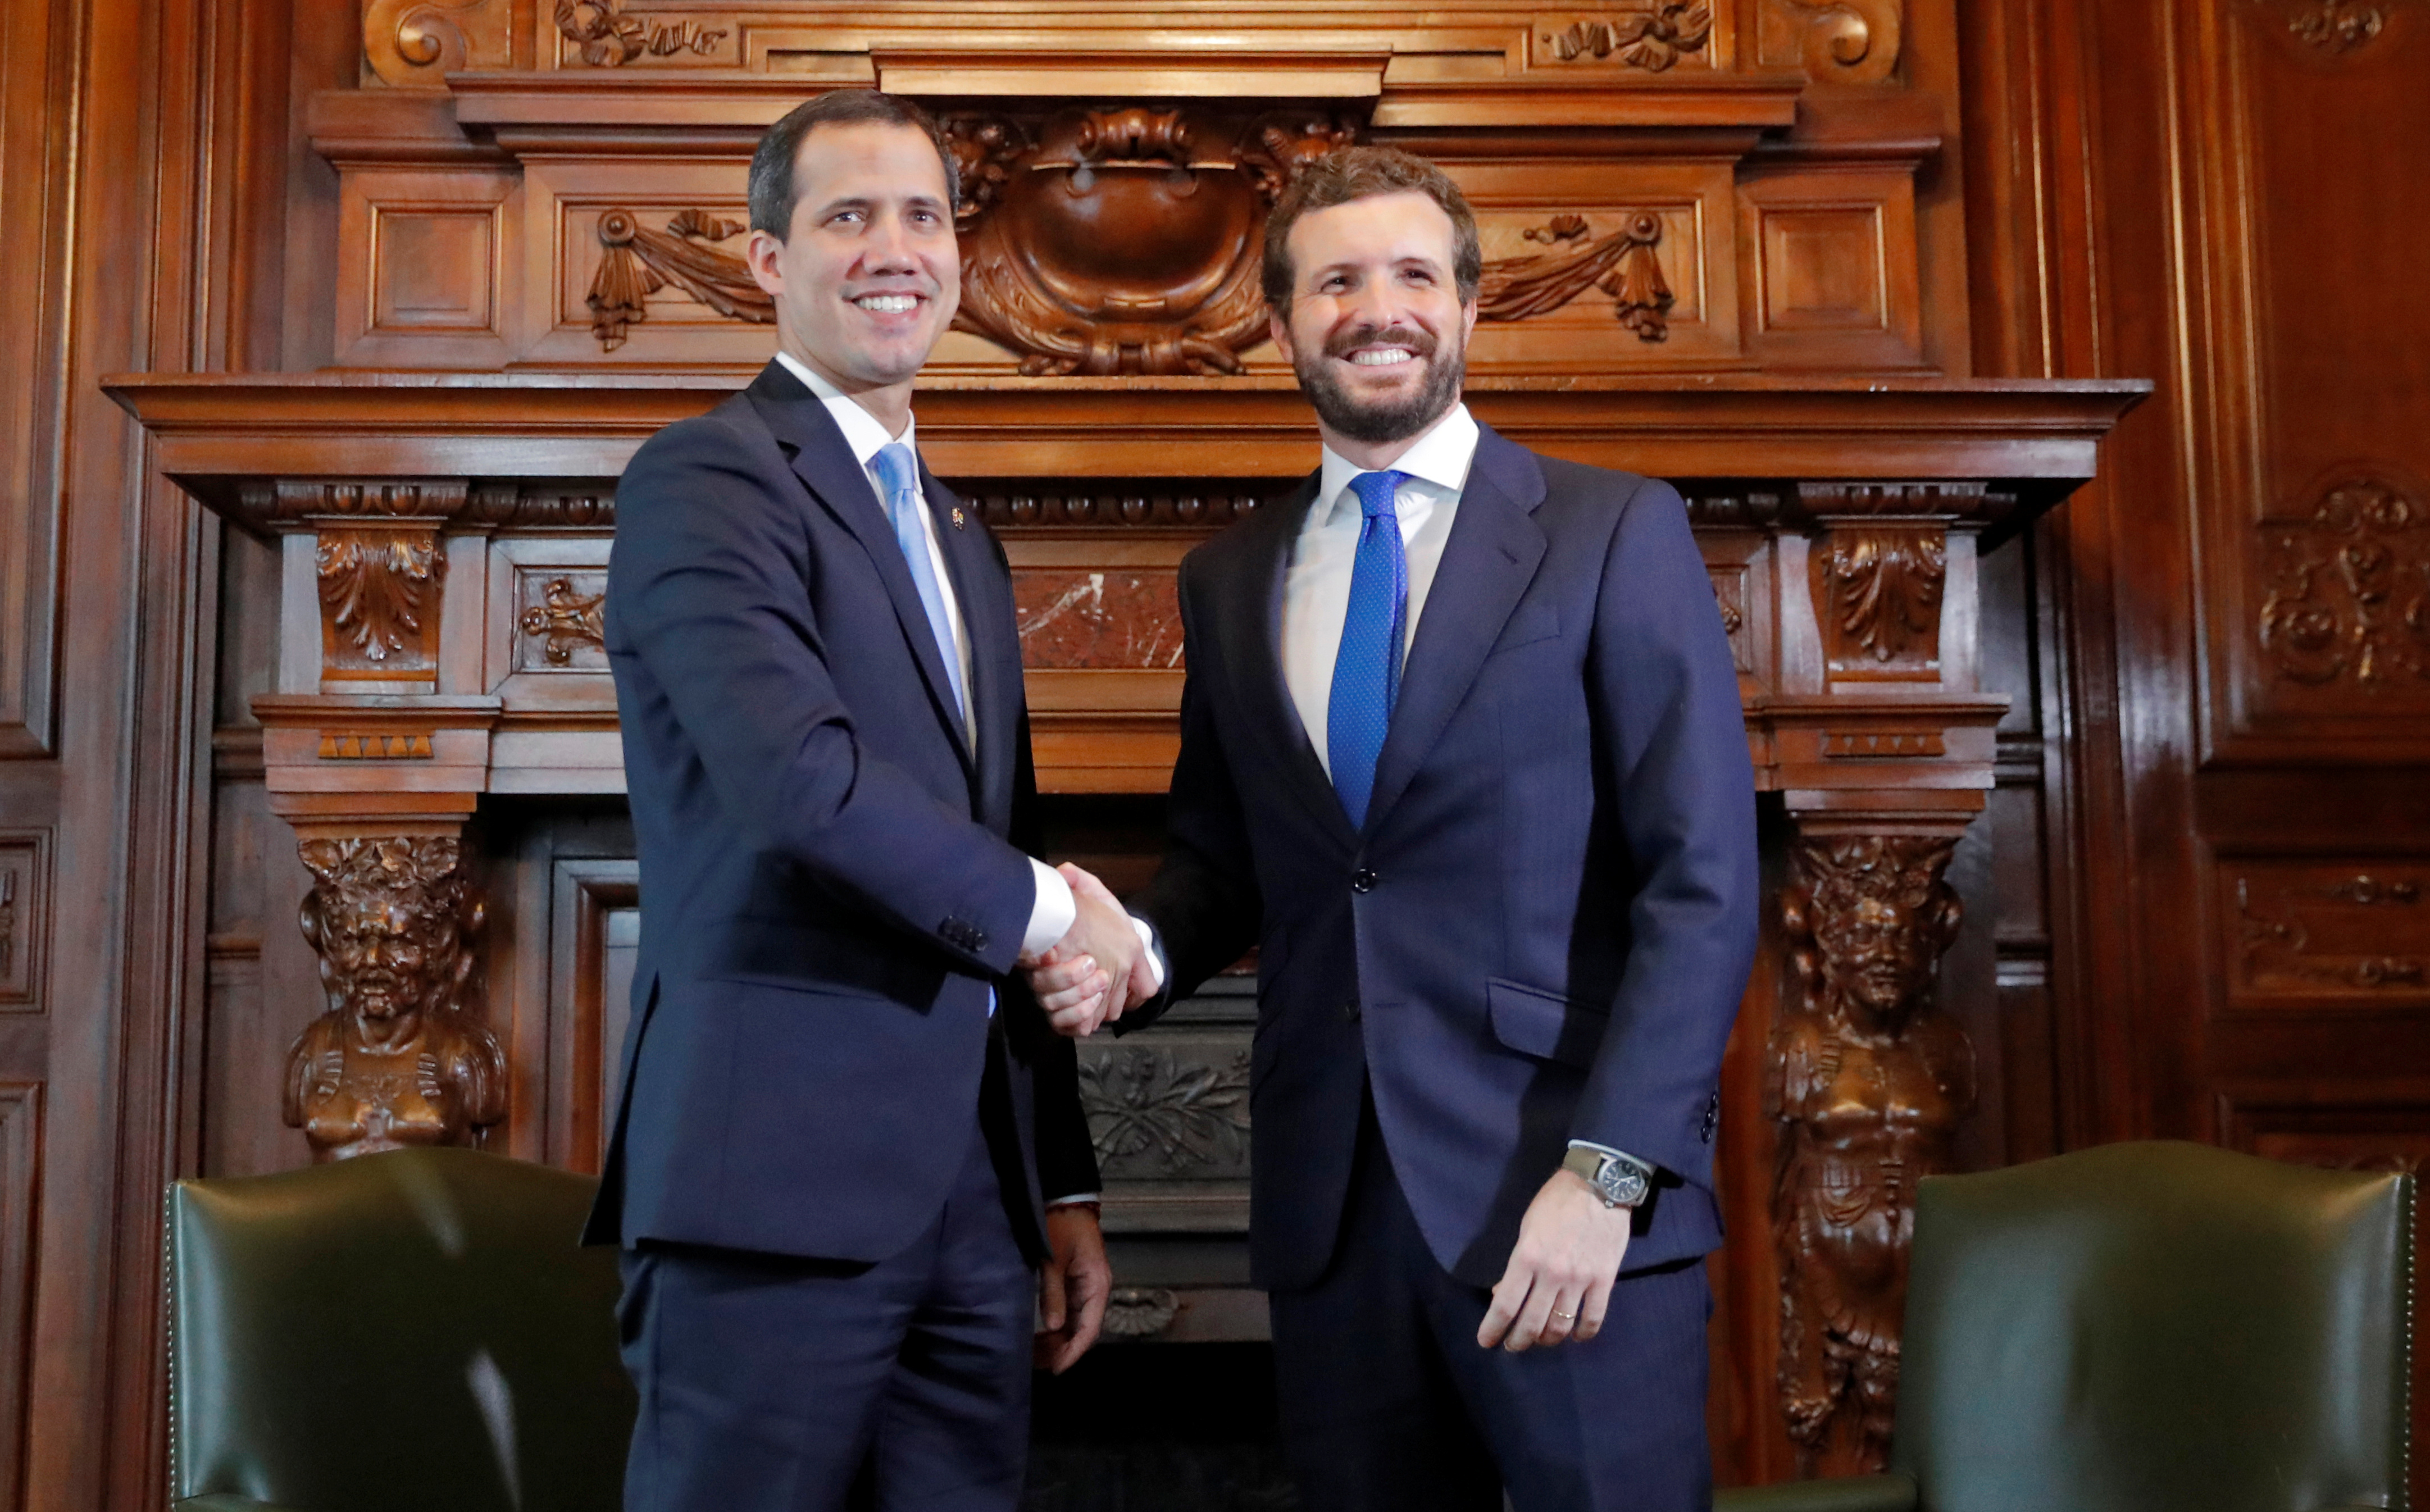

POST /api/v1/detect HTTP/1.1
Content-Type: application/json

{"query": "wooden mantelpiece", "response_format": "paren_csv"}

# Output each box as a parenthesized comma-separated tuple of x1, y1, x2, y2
(110, 373, 2145, 796)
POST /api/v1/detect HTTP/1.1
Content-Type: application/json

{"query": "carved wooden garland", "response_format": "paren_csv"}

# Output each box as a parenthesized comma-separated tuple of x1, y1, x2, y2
(582, 108, 1678, 362)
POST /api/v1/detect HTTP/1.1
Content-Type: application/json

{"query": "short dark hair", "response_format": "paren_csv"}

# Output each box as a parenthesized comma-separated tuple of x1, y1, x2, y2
(748, 90, 961, 239)
(1261, 145, 1481, 310)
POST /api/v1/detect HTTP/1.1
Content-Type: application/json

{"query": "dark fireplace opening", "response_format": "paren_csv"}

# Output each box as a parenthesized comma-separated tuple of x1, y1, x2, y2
(1025, 1342, 1298, 1511)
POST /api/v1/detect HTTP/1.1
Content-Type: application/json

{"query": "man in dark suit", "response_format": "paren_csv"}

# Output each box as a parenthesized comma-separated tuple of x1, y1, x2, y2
(587, 90, 1145, 1512)
(1035, 147, 1759, 1510)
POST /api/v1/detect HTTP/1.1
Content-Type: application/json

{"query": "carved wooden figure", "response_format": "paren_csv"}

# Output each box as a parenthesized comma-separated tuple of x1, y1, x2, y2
(283, 835, 507, 1161)
(1766, 833, 1975, 1474)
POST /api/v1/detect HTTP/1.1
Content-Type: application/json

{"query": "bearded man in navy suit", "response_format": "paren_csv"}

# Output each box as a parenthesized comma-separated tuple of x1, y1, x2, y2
(1033, 147, 1760, 1511)
(589, 90, 1151, 1512)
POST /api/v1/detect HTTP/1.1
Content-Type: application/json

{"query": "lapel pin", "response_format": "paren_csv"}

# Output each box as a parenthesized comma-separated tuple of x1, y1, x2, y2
(951, 507, 966, 531)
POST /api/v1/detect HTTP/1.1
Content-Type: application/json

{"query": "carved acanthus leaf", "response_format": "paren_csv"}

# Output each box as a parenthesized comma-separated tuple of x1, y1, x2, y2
(316, 529, 444, 666)
(1819, 527, 1947, 667)
(2258, 474, 2430, 690)
(1477, 211, 1674, 341)
(1078, 1048, 1251, 1174)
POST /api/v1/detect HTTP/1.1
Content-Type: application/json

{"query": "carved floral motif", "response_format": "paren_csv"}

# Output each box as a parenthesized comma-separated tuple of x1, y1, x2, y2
(2258, 475, 2430, 690)
(283, 836, 506, 1162)
(1537, 2, 1714, 68)
(1478, 212, 1674, 341)
(519, 576, 608, 665)
(553, 0, 727, 66)
(2235, 869, 2428, 994)
(1818, 527, 1947, 670)
(1768, 833, 1973, 1474)
(2285, 0, 2387, 50)
(317, 529, 444, 666)
(1077, 1047, 1252, 1174)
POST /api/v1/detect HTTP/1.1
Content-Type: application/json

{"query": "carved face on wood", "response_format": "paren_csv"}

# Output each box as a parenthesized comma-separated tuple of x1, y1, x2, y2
(1269, 190, 1480, 448)
(745, 120, 961, 398)
(1786, 836, 1963, 1027)
(298, 837, 480, 1036)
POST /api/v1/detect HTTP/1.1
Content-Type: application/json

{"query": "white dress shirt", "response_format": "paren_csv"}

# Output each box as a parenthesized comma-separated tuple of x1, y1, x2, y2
(1280, 402, 1481, 772)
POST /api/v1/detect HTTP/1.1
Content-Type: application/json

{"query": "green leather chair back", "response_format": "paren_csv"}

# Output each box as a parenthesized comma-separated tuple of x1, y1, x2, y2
(167, 1146, 635, 1512)
(1894, 1141, 2413, 1512)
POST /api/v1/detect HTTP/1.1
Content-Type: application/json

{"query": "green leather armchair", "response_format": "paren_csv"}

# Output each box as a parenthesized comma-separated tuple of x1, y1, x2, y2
(166, 1146, 635, 1512)
(1719, 1141, 2415, 1512)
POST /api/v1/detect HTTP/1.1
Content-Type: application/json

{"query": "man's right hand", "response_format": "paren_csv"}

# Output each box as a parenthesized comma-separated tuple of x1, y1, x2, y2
(1022, 864, 1147, 1037)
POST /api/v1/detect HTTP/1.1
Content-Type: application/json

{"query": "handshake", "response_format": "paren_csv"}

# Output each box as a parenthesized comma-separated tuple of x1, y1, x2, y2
(1021, 863, 1161, 1038)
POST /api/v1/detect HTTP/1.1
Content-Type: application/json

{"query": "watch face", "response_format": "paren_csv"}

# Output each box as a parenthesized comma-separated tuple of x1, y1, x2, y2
(1600, 1163, 1649, 1206)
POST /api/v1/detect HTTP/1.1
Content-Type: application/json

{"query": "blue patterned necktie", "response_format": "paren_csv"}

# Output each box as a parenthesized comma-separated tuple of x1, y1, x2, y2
(1327, 470, 1410, 830)
(869, 441, 967, 723)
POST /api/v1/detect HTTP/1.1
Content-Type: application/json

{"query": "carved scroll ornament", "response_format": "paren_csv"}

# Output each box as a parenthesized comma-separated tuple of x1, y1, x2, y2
(283, 836, 506, 1162)
(2258, 473, 2430, 689)
(1766, 0, 1904, 84)
(363, 0, 509, 86)
(1767, 833, 1974, 1474)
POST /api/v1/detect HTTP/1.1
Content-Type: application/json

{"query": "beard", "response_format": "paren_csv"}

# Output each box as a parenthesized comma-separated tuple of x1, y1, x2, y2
(1291, 320, 1466, 445)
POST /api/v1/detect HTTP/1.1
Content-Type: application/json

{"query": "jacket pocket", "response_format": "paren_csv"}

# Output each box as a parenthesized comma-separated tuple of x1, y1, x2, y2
(1486, 978, 1607, 1071)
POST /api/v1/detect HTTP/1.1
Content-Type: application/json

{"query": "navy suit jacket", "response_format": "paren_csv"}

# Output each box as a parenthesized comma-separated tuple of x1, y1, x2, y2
(583, 359, 1099, 1264)
(1131, 422, 1759, 1292)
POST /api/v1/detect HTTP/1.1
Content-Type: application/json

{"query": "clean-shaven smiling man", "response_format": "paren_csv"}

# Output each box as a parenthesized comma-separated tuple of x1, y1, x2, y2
(588, 89, 1146, 1512)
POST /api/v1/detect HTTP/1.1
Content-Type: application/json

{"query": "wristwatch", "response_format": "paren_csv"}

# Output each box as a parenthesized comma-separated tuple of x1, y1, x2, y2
(1562, 1145, 1653, 1208)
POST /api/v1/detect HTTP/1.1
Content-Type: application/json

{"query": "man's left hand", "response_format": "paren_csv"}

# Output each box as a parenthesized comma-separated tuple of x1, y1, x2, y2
(1036, 1203, 1111, 1373)
(1477, 1168, 1632, 1352)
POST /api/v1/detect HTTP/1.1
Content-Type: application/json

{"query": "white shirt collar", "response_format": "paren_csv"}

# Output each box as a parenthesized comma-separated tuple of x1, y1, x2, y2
(774, 350, 914, 466)
(1314, 402, 1480, 525)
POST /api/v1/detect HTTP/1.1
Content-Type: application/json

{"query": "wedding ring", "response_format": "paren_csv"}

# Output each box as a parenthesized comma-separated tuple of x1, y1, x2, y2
(1550, 1308, 1575, 1322)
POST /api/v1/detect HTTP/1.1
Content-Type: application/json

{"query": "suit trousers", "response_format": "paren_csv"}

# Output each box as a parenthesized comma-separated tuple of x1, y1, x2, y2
(1268, 1099, 1714, 1512)
(616, 1110, 1035, 1512)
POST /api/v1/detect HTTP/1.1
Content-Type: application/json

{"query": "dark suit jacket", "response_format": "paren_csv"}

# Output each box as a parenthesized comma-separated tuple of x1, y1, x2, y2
(1131, 422, 1759, 1291)
(583, 359, 1099, 1265)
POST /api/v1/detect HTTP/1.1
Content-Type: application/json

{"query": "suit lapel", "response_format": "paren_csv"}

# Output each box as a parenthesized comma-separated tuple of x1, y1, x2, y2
(1363, 425, 1548, 835)
(922, 462, 1016, 822)
(744, 362, 975, 778)
(1214, 475, 1360, 854)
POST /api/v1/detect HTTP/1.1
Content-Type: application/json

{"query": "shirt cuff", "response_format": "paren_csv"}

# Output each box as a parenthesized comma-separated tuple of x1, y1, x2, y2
(1128, 915, 1165, 991)
(1022, 858, 1076, 958)
(1046, 1193, 1102, 1208)
(1567, 1139, 1655, 1176)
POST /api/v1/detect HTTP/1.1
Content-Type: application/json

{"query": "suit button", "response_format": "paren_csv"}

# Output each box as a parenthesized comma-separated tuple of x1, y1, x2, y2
(1351, 868, 1377, 893)
(1343, 1000, 1362, 1023)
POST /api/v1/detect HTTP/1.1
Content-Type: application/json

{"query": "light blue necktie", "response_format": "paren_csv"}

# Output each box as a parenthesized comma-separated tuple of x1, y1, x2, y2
(1327, 470, 1410, 830)
(869, 441, 967, 723)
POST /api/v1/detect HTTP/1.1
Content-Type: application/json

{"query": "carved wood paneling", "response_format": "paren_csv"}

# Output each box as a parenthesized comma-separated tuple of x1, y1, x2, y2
(0, 0, 71, 755)
(2220, 858, 2430, 1008)
(545, 859, 638, 1173)
(1741, 170, 1927, 370)
(0, 834, 49, 1008)
(0, 1083, 39, 1504)
(2255, 471, 2430, 696)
